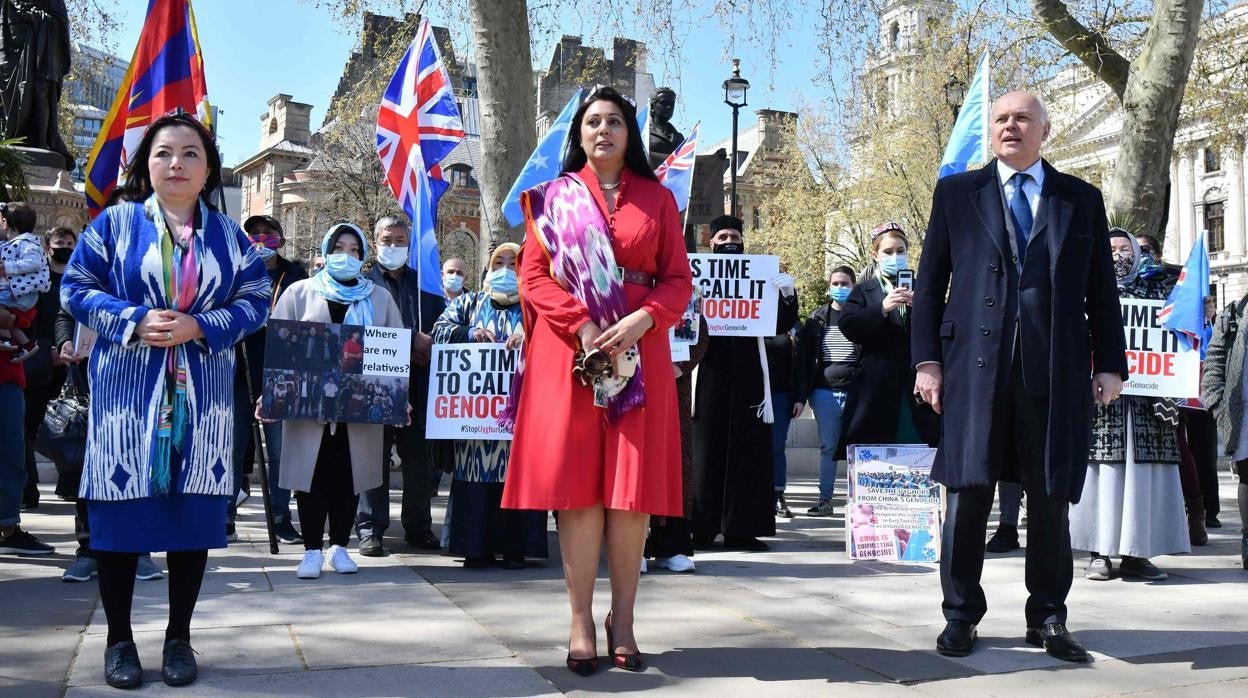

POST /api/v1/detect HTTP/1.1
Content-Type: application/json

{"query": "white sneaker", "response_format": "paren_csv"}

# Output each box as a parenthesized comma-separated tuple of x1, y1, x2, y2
(297, 549, 323, 579)
(640, 557, 648, 574)
(328, 545, 359, 574)
(657, 554, 696, 573)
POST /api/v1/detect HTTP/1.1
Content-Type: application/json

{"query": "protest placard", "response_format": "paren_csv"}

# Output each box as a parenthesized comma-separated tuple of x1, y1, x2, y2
(426, 343, 517, 441)
(670, 289, 702, 362)
(688, 253, 779, 336)
(846, 445, 943, 563)
(1119, 298, 1200, 399)
(259, 319, 410, 425)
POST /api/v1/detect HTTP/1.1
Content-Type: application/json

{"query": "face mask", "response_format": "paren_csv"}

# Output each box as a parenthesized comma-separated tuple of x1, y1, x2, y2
(712, 242, 744, 255)
(487, 267, 518, 295)
(444, 273, 464, 293)
(50, 247, 73, 264)
(253, 245, 277, 261)
(376, 245, 409, 271)
(828, 286, 852, 303)
(325, 252, 362, 282)
(1112, 253, 1134, 281)
(878, 253, 907, 277)
(1138, 252, 1163, 278)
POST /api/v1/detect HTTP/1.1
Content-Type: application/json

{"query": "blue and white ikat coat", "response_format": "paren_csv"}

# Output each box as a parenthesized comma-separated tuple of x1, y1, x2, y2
(62, 201, 271, 501)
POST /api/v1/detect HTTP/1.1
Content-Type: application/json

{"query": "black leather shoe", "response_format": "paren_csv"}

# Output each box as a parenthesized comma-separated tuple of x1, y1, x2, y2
(985, 524, 1020, 553)
(358, 535, 384, 557)
(405, 531, 441, 550)
(161, 638, 198, 686)
(104, 640, 143, 689)
(935, 620, 977, 657)
(723, 536, 770, 551)
(1025, 623, 1090, 662)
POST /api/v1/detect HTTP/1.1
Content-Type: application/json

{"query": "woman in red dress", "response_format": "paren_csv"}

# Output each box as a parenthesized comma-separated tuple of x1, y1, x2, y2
(502, 86, 692, 675)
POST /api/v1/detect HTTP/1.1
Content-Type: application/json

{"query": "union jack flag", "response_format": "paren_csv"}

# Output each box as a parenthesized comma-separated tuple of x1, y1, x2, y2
(376, 17, 465, 296)
(654, 122, 699, 212)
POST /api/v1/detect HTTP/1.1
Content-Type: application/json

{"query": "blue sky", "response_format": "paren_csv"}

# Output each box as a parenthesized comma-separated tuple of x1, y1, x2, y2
(100, 0, 839, 166)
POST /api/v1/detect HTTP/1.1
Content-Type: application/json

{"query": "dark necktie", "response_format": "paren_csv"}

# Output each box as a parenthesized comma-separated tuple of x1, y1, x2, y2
(1008, 172, 1033, 264)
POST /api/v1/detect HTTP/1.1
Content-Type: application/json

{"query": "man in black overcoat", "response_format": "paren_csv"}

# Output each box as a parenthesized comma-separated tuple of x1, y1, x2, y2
(911, 91, 1128, 662)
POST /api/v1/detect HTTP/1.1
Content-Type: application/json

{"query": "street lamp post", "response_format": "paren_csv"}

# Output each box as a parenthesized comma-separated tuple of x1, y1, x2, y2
(723, 58, 750, 218)
(944, 73, 967, 120)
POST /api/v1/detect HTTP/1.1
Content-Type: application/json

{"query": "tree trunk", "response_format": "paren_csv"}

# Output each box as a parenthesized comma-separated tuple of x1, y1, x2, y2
(468, 0, 536, 271)
(1106, 0, 1205, 238)
(1033, 0, 1205, 240)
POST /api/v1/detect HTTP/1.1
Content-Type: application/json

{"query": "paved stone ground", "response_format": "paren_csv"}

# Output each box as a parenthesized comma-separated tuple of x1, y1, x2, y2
(2, 461, 1246, 697)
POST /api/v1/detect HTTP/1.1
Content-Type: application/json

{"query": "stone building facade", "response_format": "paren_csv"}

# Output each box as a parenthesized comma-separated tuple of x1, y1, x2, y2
(700, 109, 799, 248)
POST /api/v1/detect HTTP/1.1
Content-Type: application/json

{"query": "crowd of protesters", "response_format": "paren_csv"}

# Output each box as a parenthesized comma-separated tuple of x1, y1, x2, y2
(3, 89, 1247, 690)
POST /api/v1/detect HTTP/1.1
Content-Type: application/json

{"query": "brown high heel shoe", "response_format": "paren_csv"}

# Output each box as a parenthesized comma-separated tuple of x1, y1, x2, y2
(604, 612, 644, 671)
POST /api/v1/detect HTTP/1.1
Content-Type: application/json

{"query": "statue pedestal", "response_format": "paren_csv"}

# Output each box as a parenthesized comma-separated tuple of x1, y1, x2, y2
(17, 146, 88, 231)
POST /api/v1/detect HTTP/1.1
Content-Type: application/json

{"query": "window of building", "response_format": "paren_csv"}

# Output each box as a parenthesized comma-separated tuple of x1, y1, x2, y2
(1205, 201, 1225, 252)
(752, 206, 762, 230)
(1205, 147, 1221, 173)
(889, 22, 900, 48)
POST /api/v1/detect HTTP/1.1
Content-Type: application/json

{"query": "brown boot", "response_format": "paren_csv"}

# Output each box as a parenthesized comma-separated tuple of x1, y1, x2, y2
(1186, 496, 1208, 546)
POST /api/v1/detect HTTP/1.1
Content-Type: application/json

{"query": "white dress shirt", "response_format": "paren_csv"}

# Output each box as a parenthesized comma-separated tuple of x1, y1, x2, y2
(996, 158, 1045, 219)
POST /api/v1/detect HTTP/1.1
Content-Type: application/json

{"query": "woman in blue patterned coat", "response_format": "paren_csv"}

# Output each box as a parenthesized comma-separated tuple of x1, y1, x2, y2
(432, 243, 548, 568)
(61, 113, 271, 689)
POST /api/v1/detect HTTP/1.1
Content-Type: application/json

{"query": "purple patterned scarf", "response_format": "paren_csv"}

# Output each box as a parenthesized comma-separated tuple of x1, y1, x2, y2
(500, 173, 644, 428)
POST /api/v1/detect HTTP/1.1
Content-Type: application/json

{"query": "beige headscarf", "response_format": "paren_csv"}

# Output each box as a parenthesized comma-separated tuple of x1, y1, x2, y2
(484, 242, 521, 305)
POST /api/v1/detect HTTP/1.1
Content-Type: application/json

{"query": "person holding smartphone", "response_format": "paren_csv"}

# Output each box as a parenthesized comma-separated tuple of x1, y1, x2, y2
(838, 222, 939, 448)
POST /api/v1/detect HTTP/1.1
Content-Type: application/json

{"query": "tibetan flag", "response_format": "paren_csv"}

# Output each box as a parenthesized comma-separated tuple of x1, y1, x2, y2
(1160, 232, 1213, 358)
(83, 0, 212, 218)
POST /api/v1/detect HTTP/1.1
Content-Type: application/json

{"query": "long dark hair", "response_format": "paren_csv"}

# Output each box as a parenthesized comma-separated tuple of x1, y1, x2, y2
(121, 112, 222, 207)
(561, 86, 657, 181)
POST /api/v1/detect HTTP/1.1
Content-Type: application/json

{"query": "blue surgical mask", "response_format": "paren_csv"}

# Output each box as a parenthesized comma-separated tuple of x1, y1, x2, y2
(487, 267, 518, 295)
(253, 245, 277, 262)
(325, 252, 362, 282)
(878, 253, 908, 277)
(444, 273, 464, 293)
(828, 287, 852, 303)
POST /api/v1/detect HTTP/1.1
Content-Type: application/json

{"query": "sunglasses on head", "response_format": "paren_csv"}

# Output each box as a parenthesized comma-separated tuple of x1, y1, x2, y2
(586, 84, 636, 108)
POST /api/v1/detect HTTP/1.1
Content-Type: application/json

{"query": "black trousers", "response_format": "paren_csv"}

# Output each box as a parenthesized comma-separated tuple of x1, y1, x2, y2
(940, 359, 1073, 628)
(298, 425, 357, 550)
(1184, 409, 1220, 518)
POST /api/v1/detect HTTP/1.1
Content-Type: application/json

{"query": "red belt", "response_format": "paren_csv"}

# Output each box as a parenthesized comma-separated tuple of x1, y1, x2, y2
(617, 267, 655, 287)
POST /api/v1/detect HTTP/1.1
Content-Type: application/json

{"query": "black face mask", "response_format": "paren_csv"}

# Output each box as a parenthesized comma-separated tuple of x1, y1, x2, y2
(50, 247, 73, 263)
(712, 242, 744, 255)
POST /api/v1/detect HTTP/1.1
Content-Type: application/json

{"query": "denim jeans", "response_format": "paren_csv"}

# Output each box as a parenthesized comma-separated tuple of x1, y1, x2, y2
(771, 391, 793, 492)
(0, 383, 28, 527)
(809, 388, 848, 501)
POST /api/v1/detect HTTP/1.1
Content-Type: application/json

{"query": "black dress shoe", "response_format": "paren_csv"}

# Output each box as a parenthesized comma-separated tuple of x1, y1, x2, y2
(1206, 516, 1222, 529)
(723, 536, 769, 551)
(104, 640, 143, 689)
(161, 638, 198, 686)
(1025, 623, 1090, 662)
(985, 524, 1020, 553)
(405, 531, 441, 550)
(935, 620, 977, 657)
(691, 534, 717, 549)
(358, 534, 385, 557)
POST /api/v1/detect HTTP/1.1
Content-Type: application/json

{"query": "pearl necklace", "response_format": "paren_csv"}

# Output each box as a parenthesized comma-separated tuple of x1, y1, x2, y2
(600, 180, 620, 191)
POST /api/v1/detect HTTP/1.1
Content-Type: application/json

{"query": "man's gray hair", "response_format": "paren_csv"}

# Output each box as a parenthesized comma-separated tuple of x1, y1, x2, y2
(374, 215, 410, 236)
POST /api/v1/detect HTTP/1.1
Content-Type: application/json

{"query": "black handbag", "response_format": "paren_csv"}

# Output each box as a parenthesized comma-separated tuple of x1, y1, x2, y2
(35, 371, 89, 468)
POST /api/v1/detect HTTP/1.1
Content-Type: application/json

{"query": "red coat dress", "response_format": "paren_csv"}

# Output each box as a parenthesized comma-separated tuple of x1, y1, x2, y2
(501, 167, 693, 515)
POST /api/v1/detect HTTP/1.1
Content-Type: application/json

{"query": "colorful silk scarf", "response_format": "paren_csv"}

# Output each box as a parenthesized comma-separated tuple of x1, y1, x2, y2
(500, 173, 644, 427)
(146, 195, 203, 495)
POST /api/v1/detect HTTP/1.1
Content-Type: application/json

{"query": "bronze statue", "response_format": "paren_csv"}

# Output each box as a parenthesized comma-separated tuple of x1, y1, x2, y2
(1, 0, 73, 169)
(647, 87, 684, 170)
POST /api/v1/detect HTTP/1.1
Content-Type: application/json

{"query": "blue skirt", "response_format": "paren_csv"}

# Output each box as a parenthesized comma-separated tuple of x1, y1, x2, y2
(87, 492, 229, 553)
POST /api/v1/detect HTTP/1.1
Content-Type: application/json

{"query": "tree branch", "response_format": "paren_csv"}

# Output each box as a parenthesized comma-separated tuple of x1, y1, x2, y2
(1031, 0, 1132, 98)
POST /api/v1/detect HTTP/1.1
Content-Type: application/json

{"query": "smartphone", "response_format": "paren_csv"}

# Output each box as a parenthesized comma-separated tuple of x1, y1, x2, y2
(897, 269, 915, 291)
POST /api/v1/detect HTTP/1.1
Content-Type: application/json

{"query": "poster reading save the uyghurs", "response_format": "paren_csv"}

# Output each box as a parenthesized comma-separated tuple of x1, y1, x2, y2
(260, 319, 411, 425)
(846, 445, 943, 563)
